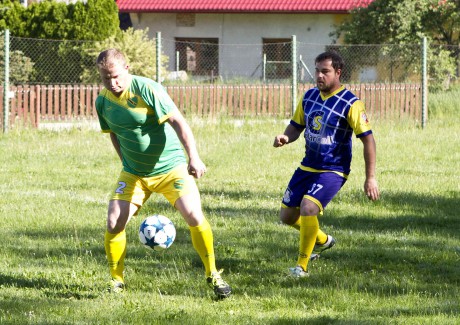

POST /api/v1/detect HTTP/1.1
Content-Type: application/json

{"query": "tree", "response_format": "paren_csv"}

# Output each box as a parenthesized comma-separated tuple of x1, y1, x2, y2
(0, 36, 34, 85)
(0, 0, 120, 83)
(0, 0, 119, 41)
(0, 1, 27, 36)
(419, 0, 460, 45)
(332, 0, 458, 91)
(80, 28, 169, 83)
(333, 0, 459, 45)
(67, 0, 120, 41)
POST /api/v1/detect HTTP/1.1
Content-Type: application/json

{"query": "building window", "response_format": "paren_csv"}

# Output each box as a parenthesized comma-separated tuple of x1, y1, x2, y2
(263, 38, 292, 79)
(175, 38, 219, 77)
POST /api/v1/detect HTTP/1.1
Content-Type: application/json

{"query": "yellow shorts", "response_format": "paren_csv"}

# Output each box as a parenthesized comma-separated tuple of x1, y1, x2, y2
(109, 164, 197, 207)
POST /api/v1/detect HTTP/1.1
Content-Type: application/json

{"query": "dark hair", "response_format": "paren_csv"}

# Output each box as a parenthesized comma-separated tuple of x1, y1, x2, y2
(315, 51, 344, 72)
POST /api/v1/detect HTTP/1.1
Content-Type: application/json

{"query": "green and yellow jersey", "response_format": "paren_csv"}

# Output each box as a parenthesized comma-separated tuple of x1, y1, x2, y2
(95, 76, 186, 176)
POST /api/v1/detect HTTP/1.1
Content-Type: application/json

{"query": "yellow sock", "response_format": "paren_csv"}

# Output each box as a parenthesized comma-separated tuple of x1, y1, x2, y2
(189, 218, 216, 277)
(297, 215, 319, 271)
(104, 230, 127, 283)
(316, 228, 328, 244)
(290, 218, 301, 230)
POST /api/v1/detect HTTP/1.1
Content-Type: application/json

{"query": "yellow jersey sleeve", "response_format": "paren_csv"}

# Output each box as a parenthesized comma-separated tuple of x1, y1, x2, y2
(291, 98, 306, 127)
(347, 100, 372, 137)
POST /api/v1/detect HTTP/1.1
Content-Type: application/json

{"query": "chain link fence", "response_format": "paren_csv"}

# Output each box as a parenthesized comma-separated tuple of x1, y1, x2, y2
(2, 32, 457, 130)
(3, 33, 457, 87)
(1, 34, 442, 85)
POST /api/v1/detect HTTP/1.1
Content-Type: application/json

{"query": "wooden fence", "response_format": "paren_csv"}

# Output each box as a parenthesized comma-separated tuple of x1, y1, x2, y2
(0, 83, 421, 129)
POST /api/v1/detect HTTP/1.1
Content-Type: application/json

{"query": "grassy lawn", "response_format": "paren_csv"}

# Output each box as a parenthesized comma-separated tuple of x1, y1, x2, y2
(0, 90, 458, 324)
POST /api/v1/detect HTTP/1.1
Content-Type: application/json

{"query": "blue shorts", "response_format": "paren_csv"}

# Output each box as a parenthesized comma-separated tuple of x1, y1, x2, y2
(281, 168, 347, 213)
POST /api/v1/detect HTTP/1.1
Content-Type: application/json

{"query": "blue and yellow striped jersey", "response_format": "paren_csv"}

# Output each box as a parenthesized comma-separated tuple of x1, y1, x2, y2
(291, 86, 372, 175)
(95, 76, 186, 176)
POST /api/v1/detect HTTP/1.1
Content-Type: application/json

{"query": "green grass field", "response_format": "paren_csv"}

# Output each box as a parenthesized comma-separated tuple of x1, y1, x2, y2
(0, 90, 459, 324)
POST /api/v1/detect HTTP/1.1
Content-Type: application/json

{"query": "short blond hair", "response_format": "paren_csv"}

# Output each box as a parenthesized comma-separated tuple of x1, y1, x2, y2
(96, 49, 127, 69)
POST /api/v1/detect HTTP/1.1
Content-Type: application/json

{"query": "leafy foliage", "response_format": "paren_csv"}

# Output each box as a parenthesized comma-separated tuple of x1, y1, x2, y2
(332, 0, 459, 91)
(0, 0, 119, 41)
(333, 0, 459, 45)
(0, 35, 34, 85)
(81, 28, 169, 83)
(0, 1, 28, 36)
(0, 0, 120, 84)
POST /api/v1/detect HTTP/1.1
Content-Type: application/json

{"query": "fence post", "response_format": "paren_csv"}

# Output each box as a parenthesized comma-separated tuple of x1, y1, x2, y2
(3, 29, 9, 133)
(291, 35, 297, 116)
(156, 31, 161, 84)
(176, 51, 179, 72)
(421, 36, 428, 128)
(262, 53, 266, 82)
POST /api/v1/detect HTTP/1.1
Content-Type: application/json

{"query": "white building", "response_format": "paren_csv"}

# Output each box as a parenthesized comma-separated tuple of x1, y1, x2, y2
(117, 0, 373, 80)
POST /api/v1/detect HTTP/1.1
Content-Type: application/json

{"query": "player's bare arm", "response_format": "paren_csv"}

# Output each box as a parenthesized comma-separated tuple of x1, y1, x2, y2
(360, 134, 380, 201)
(168, 111, 207, 179)
(273, 124, 303, 147)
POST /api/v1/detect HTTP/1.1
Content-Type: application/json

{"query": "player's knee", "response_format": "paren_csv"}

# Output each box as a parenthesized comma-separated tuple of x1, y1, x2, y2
(106, 214, 128, 233)
(300, 200, 320, 216)
(107, 221, 125, 234)
(279, 209, 299, 225)
(181, 210, 204, 227)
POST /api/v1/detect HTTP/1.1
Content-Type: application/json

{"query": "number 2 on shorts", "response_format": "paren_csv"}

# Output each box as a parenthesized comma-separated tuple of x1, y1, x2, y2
(115, 181, 127, 194)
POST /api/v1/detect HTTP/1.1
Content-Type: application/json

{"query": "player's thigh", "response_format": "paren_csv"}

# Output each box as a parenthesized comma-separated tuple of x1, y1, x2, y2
(282, 168, 314, 208)
(175, 191, 203, 227)
(109, 170, 152, 207)
(153, 165, 203, 225)
(107, 171, 151, 232)
(302, 172, 346, 215)
(282, 169, 346, 215)
(107, 199, 139, 233)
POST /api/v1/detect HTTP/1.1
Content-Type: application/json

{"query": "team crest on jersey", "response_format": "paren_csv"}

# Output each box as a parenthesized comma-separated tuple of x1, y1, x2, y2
(361, 112, 369, 123)
(307, 111, 325, 134)
(127, 97, 138, 108)
(174, 179, 184, 190)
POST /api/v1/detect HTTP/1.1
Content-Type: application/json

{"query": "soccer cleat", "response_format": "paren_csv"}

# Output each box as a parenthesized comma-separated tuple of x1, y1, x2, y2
(289, 266, 309, 278)
(108, 279, 125, 293)
(206, 270, 232, 299)
(310, 235, 336, 260)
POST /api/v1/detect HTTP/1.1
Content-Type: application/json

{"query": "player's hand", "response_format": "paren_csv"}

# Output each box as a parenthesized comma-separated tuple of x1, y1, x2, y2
(188, 157, 207, 179)
(273, 135, 289, 147)
(364, 177, 379, 201)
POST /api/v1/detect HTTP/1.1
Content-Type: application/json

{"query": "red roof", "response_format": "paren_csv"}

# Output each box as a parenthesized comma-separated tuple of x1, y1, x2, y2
(116, 0, 373, 13)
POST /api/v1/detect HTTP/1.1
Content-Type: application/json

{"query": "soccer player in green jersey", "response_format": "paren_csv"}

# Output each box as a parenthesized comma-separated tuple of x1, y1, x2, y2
(95, 48, 231, 298)
(273, 51, 380, 277)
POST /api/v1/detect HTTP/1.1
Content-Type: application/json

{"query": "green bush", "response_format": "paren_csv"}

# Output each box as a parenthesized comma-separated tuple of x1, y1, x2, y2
(0, 36, 34, 85)
(0, 0, 119, 41)
(81, 28, 169, 83)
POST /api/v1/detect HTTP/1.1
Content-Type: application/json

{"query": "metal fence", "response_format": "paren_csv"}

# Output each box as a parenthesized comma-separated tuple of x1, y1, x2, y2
(1, 34, 429, 85)
(1, 31, 443, 130)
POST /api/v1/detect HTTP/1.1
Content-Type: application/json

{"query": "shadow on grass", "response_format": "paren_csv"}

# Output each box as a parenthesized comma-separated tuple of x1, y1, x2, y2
(127, 189, 459, 298)
(327, 190, 459, 236)
(3, 189, 458, 306)
(0, 272, 100, 300)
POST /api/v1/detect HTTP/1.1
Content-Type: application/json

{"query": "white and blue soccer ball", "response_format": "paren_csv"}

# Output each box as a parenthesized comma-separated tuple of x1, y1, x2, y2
(139, 214, 176, 251)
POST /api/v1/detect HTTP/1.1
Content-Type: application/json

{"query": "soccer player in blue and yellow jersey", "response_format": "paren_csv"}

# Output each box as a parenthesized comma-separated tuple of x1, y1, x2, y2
(273, 51, 380, 277)
(95, 49, 231, 298)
